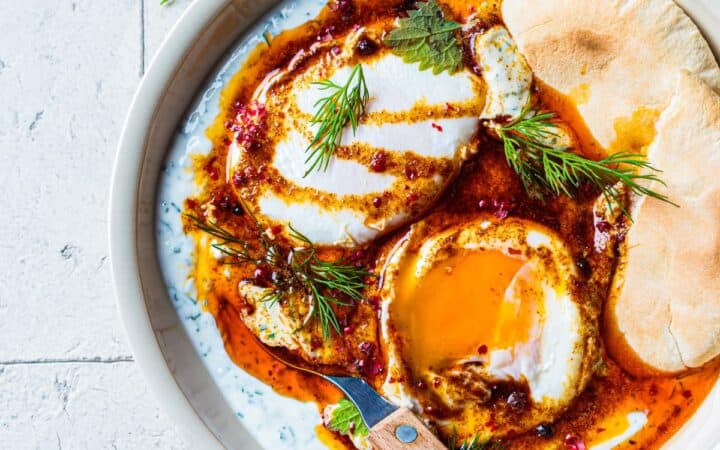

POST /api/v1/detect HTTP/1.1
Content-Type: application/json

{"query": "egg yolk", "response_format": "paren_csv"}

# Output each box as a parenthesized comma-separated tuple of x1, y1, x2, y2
(393, 249, 539, 375)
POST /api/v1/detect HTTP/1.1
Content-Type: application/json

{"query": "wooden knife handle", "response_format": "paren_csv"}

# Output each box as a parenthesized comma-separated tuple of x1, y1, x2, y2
(368, 407, 447, 450)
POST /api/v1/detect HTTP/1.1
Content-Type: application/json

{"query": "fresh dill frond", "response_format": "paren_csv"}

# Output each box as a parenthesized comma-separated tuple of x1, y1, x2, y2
(185, 214, 373, 340)
(497, 109, 677, 217)
(287, 225, 372, 339)
(305, 64, 370, 176)
(185, 214, 253, 263)
(448, 431, 504, 450)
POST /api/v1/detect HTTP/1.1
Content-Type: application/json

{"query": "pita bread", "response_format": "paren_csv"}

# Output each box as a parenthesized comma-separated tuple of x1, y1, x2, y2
(606, 71, 720, 373)
(502, 0, 720, 149)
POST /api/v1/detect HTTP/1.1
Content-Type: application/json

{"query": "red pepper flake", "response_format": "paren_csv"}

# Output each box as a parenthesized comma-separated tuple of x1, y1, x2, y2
(493, 199, 512, 219)
(445, 102, 459, 112)
(406, 192, 419, 205)
(317, 25, 336, 42)
(350, 249, 366, 262)
(343, 325, 354, 335)
(431, 122, 444, 132)
(508, 248, 522, 256)
(210, 191, 234, 212)
(649, 384, 659, 396)
(564, 434, 587, 450)
(253, 266, 270, 283)
(257, 165, 268, 182)
(359, 342, 375, 354)
(232, 171, 246, 187)
(596, 220, 611, 233)
(372, 196, 383, 208)
(478, 198, 514, 219)
(416, 380, 427, 390)
(370, 151, 388, 172)
(233, 101, 267, 151)
(203, 156, 219, 180)
(478, 344, 488, 355)
(329, 0, 354, 13)
(367, 295, 381, 310)
(682, 390, 693, 399)
(404, 165, 418, 180)
(270, 225, 283, 236)
(432, 377, 442, 388)
(365, 357, 383, 376)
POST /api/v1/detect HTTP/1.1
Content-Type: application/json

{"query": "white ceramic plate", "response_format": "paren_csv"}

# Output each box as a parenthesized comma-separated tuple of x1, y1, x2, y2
(109, 1, 720, 449)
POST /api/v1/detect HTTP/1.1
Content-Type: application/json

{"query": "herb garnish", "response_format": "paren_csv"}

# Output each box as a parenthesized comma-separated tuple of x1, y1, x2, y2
(385, 0, 463, 75)
(305, 64, 370, 176)
(327, 399, 369, 437)
(186, 213, 373, 340)
(449, 431, 504, 450)
(497, 109, 676, 216)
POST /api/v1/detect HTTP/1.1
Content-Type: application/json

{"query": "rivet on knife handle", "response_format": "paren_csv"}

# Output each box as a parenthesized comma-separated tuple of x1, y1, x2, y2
(368, 407, 447, 450)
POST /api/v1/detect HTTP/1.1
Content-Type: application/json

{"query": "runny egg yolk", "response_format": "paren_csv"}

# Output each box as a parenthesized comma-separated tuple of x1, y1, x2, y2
(393, 249, 539, 375)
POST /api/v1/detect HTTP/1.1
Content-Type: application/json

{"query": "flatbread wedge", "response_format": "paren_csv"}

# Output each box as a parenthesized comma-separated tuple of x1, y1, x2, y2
(606, 71, 720, 374)
(502, 0, 720, 150)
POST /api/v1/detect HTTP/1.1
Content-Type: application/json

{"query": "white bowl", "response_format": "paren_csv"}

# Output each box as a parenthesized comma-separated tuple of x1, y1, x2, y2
(109, 1, 720, 448)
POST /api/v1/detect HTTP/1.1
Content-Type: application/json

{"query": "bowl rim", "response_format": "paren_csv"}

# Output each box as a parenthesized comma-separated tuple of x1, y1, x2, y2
(109, 0, 230, 447)
(109, 1, 720, 449)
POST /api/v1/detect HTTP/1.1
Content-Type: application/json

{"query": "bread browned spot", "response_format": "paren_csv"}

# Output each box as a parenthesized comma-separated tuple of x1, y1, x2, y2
(503, 0, 720, 148)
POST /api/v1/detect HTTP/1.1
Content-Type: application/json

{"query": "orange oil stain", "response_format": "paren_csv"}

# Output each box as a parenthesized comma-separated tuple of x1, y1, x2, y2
(608, 107, 660, 155)
(536, 79, 607, 160)
(569, 83, 591, 105)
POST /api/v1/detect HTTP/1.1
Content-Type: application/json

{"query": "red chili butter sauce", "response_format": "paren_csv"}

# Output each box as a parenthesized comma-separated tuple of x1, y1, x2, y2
(183, 1, 720, 448)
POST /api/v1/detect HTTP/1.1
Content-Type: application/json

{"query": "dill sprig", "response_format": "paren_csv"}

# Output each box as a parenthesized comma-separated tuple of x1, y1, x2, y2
(497, 109, 677, 217)
(448, 431, 504, 450)
(186, 214, 253, 263)
(305, 64, 370, 176)
(185, 213, 373, 340)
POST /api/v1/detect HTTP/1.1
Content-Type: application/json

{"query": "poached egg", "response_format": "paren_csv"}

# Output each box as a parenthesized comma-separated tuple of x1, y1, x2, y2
(227, 23, 533, 247)
(380, 218, 598, 440)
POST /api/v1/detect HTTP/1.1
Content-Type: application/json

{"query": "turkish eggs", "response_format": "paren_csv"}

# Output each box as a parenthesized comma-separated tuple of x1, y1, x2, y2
(181, 1, 720, 449)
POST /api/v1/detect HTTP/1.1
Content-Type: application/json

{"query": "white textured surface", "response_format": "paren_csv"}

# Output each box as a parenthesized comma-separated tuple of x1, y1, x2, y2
(0, 0, 191, 448)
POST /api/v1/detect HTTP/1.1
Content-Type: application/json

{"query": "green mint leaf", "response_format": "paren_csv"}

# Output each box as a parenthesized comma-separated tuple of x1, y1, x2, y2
(384, 0, 464, 75)
(327, 399, 369, 437)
